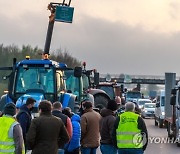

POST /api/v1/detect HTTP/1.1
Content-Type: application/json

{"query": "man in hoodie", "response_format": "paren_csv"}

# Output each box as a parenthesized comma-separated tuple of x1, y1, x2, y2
(16, 97, 36, 149)
(99, 99, 118, 154)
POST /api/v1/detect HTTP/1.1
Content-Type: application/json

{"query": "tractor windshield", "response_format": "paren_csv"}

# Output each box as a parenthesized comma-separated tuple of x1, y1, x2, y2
(15, 66, 54, 93)
(64, 69, 80, 96)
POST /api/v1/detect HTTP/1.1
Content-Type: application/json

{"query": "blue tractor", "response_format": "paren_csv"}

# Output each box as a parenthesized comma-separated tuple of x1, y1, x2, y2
(0, 57, 78, 115)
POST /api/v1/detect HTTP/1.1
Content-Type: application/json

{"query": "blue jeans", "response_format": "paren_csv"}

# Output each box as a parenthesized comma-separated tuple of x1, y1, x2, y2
(118, 149, 143, 154)
(100, 144, 117, 154)
(81, 147, 97, 154)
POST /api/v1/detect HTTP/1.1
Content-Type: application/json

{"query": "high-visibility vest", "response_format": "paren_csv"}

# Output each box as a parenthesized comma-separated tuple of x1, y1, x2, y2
(116, 112, 143, 149)
(0, 115, 25, 154)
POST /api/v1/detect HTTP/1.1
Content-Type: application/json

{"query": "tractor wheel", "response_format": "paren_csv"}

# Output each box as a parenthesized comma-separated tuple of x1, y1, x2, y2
(154, 117, 158, 126)
(159, 118, 164, 128)
(94, 94, 109, 110)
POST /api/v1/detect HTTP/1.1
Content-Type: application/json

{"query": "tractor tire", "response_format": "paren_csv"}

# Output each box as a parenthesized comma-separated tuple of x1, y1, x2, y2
(159, 118, 164, 128)
(94, 94, 109, 110)
(167, 122, 174, 139)
(154, 117, 158, 126)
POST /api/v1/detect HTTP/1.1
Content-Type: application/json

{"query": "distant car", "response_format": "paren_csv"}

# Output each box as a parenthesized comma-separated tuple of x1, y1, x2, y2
(141, 103, 156, 118)
(125, 91, 142, 103)
(137, 99, 152, 109)
(154, 90, 165, 128)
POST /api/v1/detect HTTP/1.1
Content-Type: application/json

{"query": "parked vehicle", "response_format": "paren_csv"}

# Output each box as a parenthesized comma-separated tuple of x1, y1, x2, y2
(137, 98, 152, 109)
(154, 90, 165, 128)
(64, 67, 94, 104)
(161, 72, 180, 147)
(165, 87, 180, 146)
(141, 103, 156, 118)
(125, 90, 142, 103)
(64, 66, 110, 110)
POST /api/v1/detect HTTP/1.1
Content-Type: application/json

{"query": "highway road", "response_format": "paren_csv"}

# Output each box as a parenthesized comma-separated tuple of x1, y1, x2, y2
(27, 118, 180, 154)
(97, 118, 180, 154)
(144, 118, 180, 154)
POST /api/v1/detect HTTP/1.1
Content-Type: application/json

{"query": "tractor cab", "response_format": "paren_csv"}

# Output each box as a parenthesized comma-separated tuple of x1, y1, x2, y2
(0, 58, 68, 113)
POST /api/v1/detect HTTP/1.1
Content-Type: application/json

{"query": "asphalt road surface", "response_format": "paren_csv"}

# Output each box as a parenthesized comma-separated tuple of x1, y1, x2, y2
(27, 118, 180, 154)
(144, 118, 180, 154)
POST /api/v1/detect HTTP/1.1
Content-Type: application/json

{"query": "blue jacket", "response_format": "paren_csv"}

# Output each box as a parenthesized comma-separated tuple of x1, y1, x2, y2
(65, 114, 81, 152)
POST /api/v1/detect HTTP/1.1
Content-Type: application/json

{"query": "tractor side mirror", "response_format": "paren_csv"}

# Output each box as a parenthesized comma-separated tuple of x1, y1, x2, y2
(74, 67, 82, 78)
(94, 72, 99, 86)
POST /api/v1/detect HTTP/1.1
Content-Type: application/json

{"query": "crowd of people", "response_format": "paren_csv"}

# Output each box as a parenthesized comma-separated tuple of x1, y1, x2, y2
(0, 97, 148, 154)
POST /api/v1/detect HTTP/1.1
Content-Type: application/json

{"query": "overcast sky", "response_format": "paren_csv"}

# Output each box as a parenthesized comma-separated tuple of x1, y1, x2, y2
(1, 0, 180, 76)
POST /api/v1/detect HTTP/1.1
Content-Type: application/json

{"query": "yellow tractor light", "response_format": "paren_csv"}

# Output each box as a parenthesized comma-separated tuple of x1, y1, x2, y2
(3, 90, 8, 94)
(26, 56, 30, 60)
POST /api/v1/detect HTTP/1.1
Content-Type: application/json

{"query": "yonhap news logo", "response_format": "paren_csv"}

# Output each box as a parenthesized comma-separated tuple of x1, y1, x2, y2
(148, 136, 180, 144)
(133, 132, 147, 147)
(133, 133, 180, 147)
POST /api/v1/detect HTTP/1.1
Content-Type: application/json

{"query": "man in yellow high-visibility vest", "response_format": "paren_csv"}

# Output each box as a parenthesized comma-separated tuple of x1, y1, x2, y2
(0, 103, 25, 154)
(112, 102, 148, 154)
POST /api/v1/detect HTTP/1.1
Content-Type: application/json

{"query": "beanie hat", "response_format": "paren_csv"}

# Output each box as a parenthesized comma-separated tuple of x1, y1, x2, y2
(3, 103, 16, 116)
(107, 100, 118, 111)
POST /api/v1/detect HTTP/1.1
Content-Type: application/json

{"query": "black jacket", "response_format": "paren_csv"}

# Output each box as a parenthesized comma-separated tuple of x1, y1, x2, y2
(99, 108, 116, 145)
(16, 104, 32, 142)
(112, 112, 148, 151)
(52, 110, 67, 127)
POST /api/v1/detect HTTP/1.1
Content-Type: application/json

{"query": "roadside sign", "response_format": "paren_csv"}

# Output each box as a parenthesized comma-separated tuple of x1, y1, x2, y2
(55, 6, 74, 23)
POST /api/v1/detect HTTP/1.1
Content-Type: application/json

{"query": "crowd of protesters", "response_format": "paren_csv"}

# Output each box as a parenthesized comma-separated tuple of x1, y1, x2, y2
(0, 97, 148, 154)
